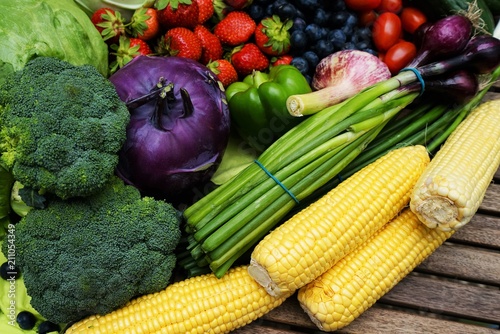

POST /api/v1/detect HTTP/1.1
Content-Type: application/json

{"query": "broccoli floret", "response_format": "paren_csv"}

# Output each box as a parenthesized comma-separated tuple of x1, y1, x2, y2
(3, 176, 182, 324)
(0, 56, 130, 199)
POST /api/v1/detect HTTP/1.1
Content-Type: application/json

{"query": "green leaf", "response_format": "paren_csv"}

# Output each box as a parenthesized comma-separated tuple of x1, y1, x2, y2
(19, 186, 46, 210)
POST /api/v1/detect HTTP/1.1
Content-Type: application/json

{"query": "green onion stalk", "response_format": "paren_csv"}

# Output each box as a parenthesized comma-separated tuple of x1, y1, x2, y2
(179, 60, 500, 278)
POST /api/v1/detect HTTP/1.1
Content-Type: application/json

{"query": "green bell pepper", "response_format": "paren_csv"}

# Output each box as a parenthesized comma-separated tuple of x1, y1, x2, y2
(225, 65, 311, 153)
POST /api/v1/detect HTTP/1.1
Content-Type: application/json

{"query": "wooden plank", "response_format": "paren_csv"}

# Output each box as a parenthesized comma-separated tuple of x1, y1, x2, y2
(479, 183, 500, 215)
(233, 321, 305, 334)
(380, 273, 500, 324)
(337, 306, 500, 334)
(451, 213, 500, 249)
(416, 242, 500, 285)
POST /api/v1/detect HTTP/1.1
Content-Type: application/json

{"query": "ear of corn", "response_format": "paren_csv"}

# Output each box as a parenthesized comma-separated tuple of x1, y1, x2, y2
(410, 99, 500, 231)
(297, 208, 453, 332)
(65, 265, 292, 334)
(248, 145, 430, 298)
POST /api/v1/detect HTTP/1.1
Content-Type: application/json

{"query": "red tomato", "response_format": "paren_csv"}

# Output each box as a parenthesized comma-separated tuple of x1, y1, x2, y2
(358, 10, 377, 27)
(400, 7, 427, 34)
(371, 12, 402, 52)
(384, 40, 417, 74)
(344, 0, 382, 11)
(376, 0, 403, 13)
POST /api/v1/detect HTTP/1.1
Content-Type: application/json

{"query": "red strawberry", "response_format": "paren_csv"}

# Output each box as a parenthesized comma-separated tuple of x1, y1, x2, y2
(157, 0, 199, 29)
(230, 43, 269, 77)
(158, 27, 203, 61)
(110, 36, 153, 74)
(194, 25, 223, 65)
(211, 0, 231, 22)
(223, 0, 252, 10)
(271, 54, 293, 67)
(254, 15, 292, 56)
(214, 11, 256, 46)
(195, 0, 214, 24)
(207, 59, 238, 87)
(91, 7, 126, 43)
(129, 7, 161, 41)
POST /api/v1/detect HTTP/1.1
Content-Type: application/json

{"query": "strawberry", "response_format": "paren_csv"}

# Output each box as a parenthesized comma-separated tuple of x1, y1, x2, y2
(223, 0, 252, 10)
(194, 25, 223, 65)
(207, 59, 238, 87)
(109, 36, 153, 74)
(214, 11, 256, 46)
(129, 7, 161, 41)
(230, 43, 269, 77)
(91, 7, 126, 43)
(254, 15, 292, 56)
(158, 27, 203, 61)
(195, 0, 214, 24)
(271, 54, 293, 67)
(211, 0, 231, 22)
(157, 0, 199, 29)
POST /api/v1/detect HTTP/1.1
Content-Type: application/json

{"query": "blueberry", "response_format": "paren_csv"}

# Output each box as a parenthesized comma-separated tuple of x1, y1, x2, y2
(305, 23, 325, 41)
(291, 57, 310, 76)
(275, 3, 298, 20)
(342, 42, 357, 50)
(16, 311, 37, 330)
(355, 26, 373, 43)
(0, 262, 20, 280)
(345, 12, 358, 28)
(247, 4, 265, 22)
(303, 50, 320, 69)
(314, 39, 335, 59)
(296, 0, 322, 10)
(324, 0, 346, 11)
(355, 40, 371, 50)
(37, 321, 60, 334)
(290, 30, 308, 51)
(291, 17, 307, 32)
(330, 11, 349, 28)
(327, 29, 347, 50)
(341, 25, 354, 40)
(313, 9, 331, 26)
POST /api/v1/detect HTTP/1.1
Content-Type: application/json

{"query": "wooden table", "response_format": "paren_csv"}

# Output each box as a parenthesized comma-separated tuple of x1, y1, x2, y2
(233, 82, 500, 333)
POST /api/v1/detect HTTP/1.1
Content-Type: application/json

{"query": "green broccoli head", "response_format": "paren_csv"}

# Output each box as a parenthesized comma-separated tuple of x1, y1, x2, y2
(5, 177, 182, 324)
(0, 56, 130, 199)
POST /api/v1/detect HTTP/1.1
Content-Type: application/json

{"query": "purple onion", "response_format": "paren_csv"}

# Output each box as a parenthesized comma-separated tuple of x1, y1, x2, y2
(408, 15, 473, 68)
(425, 69, 478, 103)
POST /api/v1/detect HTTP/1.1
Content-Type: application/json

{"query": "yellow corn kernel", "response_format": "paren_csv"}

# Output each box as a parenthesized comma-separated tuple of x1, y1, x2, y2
(248, 145, 430, 298)
(410, 99, 500, 231)
(65, 265, 291, 334)
(298, 208, 453, 331)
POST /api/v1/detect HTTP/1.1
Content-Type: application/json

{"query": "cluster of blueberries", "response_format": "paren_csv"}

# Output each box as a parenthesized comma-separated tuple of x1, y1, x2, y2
(247, 0, 377, 82)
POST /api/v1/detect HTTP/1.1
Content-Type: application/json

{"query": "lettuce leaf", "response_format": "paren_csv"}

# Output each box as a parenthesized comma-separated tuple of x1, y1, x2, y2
(0, 0, 108, 84)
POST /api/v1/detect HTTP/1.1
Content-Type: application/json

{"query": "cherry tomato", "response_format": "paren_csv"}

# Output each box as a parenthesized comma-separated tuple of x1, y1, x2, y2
(358, 10, 377, 27)
(376, 0, 403, 13)
(344, 0, 382, 11)
(400, 7, 428, 34)
(371, 12, 402, 52)
(384, 40, 417, 74)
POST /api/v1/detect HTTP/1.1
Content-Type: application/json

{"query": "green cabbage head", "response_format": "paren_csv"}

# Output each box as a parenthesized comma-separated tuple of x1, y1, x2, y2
(0, 0, 108, 84)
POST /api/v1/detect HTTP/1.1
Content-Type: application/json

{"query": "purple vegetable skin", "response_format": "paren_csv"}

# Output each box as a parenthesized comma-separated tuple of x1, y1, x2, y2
(109, 56, 231, 201)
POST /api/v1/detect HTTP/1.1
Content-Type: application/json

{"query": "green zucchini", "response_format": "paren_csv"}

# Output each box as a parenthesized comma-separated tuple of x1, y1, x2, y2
(412, 0, 496, 33)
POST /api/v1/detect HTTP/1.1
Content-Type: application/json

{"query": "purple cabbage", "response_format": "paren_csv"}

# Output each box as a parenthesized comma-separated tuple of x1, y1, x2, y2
(109, 56, 230, 202)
